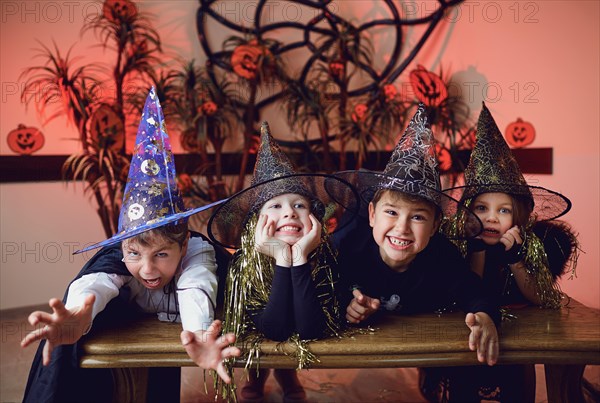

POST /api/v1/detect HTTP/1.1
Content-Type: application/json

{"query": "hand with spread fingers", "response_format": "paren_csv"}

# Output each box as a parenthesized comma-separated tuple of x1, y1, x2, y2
(21, 294, 95, 365)
(465, 312, 499, 366)
(181, 319, 241, 384)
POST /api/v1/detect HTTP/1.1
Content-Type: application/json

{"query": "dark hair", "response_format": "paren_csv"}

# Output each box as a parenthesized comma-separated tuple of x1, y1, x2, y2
(371, 189, 442, 220)
(510, 194, 534, 227)
(123, 221, 189, 248)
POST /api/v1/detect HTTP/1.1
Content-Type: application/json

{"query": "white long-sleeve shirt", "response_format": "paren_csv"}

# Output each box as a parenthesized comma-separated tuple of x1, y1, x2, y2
(65, 237, 218, 332)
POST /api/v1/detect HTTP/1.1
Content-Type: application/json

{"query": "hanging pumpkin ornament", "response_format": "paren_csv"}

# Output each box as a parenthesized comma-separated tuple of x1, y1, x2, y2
(248, 134, 261, 154)
(102, 0, 137, 23)
(351, 104, 368, 123)
(89, 104, 125, 152)
(7, 124, 45, 155)
(455, 127, 477, 151)
(329, 59, 346, 80)
(383, 84, 398, 101)
(409, 65, 448, 107)
(201, 101, 218, 116)
(505, 117, 535, 148)
(231, 39, 273, 81)
(177, 173, 194, 195)
(435, 143, 453, 172)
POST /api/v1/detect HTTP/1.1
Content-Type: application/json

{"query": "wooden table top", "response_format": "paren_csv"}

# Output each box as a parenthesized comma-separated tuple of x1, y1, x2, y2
(80, 300, 600, 369)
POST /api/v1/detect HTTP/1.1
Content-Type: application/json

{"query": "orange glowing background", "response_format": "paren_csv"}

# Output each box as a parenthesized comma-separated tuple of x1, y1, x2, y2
(0, 1, 598, 310)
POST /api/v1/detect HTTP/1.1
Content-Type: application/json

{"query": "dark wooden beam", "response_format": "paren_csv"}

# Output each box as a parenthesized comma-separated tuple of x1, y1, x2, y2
(0, 148, 553, 183)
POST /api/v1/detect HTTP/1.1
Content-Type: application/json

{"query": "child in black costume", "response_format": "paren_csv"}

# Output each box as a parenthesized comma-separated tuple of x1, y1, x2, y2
(21, 88, 240, 403)
(431, 103, 579, 402)
(334, 105, 500, 366)
(208, 122, 358, 402)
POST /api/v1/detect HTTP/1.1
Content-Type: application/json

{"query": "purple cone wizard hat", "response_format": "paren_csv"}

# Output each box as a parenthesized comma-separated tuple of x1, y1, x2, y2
(336, 104, 483, 238)
(447, 102, 571, 221)
(75, 87, 224, 254)
(207, 121, 359, 249)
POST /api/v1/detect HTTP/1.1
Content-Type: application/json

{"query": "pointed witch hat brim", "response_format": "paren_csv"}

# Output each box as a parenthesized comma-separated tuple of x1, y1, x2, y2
(335, 105, 483, 238)
(445, 103, 571, 221)
(74, 87, 226, 254)
(207, 122, 360, 249)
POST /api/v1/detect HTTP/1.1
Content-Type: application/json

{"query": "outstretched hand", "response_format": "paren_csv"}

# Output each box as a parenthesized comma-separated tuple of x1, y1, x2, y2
(346, 289, 380, 324)
(21, 294, 95, 365)
(465, 312, 499, 366)
(181, 320, 241, 384)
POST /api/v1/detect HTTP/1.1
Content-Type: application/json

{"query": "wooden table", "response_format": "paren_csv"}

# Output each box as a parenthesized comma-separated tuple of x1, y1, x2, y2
(80, 300, 600, 402)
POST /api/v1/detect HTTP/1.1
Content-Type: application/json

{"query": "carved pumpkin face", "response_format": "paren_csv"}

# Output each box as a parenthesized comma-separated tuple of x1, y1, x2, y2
(231, 40, 272, 80)
(329, 60, 345, 79)
(352, 104, 368, 123)
(505, 118, 535, 148)
(458, 127, 477, 150)
(435, 143, 452, 172)
(127, 39, 148, 59)
(103, 0, 137, 22)
(177, 173, 194, 195)
(383, 84, 397, 101)
(89, 104, 125, 152)
(409, 65, 448, 107)
(7, 124, 45, 155)
(201, 101, 218, 116)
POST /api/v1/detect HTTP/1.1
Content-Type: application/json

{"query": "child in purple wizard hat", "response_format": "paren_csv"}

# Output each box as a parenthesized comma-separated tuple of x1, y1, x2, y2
(21, 87, 240, 403)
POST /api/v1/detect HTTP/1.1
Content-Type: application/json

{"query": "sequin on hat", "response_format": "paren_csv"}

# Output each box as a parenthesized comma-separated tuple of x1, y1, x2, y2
(336, 104, 483, 238)
(207, 121, 359, 248)
(447, 102, 571, 221)
(75, 87, 225, 254)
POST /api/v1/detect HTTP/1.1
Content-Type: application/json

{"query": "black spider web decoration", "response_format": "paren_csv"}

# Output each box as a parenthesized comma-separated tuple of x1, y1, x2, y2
(195, 0, 466, 187)
(197, 0, 462, 110)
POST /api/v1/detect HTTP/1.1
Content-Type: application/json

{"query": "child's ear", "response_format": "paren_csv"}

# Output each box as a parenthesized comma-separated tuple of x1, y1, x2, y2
(368, 202, 376, 228)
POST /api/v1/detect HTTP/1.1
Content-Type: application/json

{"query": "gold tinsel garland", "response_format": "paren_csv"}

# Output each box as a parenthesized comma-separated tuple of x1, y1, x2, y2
(440, 201, 578, 312)
(216, 214, 341, 401)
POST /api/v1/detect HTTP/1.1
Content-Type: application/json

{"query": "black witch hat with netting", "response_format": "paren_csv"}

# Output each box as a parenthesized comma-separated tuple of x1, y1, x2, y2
(336, 104, 483, 238)
(208, 121, 359, 249)
(447, 103, 571, 221)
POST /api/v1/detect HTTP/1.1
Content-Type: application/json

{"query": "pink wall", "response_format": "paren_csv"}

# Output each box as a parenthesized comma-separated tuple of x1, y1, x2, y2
(1, 1, 598, 309)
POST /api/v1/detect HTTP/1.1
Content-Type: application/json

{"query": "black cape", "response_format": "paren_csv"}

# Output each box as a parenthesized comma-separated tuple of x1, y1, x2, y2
(22, 232, 230, 403)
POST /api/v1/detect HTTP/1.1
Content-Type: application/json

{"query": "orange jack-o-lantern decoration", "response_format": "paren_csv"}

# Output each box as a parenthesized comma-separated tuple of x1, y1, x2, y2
(127, 39, 148, 59)
(329, 59, 345, 79)
(248, 135, 261, 154)
(177, 173, 194, 195)
(231, 40, 273, 81)
(409, 65, 448, 107)
(7, 124, 45, 155)
(103, 0, 137, 22)
(201, 101, 218, 116)
(383, 84, 397, 101)
(434, 143, 452, 172)
(505, 118, 535, 148)
(89, 104, 125, 152)
(352, 104, 368, 123)
(458, 127, 477, 150)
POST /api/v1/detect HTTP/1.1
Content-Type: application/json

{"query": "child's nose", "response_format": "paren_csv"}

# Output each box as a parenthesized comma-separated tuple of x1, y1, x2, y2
(485, 213, 499, 222)
(283, 206, 297, 218)
(139, 259, 157, 275)
(394, 217, 410, 233)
